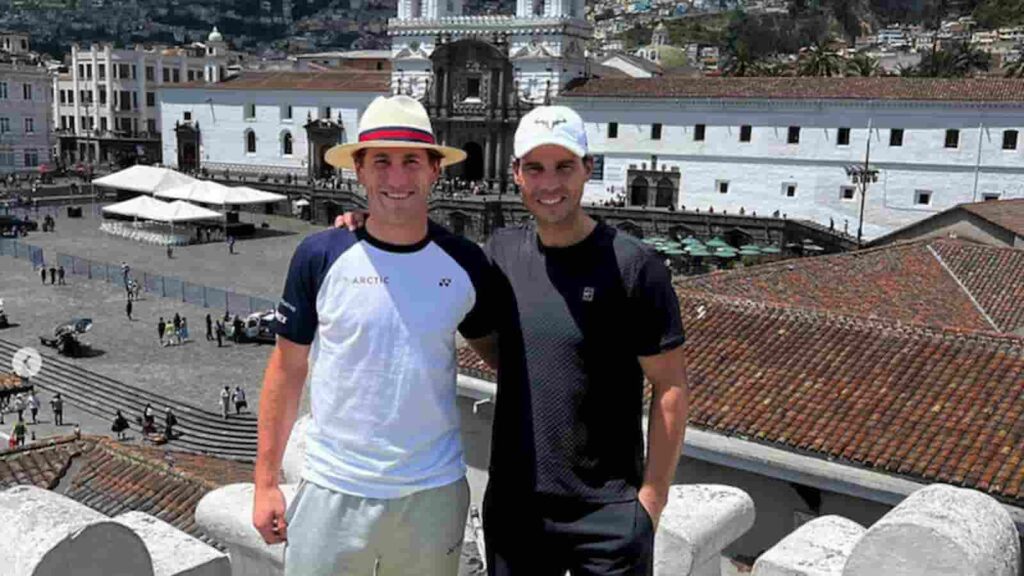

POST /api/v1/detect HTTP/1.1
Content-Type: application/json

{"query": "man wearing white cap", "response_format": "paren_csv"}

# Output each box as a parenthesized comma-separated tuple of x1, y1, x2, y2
(472, 106, 689, 575)
(254, 94, 500, 576)
(334, 104, 689, 575)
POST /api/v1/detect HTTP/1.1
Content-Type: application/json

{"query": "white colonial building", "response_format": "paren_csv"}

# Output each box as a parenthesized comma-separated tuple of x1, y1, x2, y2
(158, 71, 387, 179)
(53, 29, 239, 166)
(0, 32, 53, 175)
(560, 76, 1024, 238)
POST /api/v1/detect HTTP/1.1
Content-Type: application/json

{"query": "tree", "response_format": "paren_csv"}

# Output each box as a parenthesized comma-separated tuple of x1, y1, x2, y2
(1004, 55, 1024, 78)
(952, 40, 991, 77)
(798, 42, 844, 76)
(895, 63, 918, 77)
(846, 53, 880, 76)
(722, 42, 759, 76)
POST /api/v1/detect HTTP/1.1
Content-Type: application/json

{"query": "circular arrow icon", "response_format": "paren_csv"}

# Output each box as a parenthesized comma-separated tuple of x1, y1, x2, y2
(11, 347, 42, 378)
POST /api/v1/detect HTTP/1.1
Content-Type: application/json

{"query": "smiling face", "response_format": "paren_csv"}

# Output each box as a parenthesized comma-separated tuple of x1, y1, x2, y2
(355, 146, 440, 231)
(513, 144, 593, 229)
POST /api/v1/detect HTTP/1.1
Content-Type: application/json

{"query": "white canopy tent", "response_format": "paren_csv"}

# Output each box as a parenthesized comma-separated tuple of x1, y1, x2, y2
(154, 181, 287, 207)
(153, 201, 224, 223)
(92, 166, 197, 194)
(101, 195, 172, 219)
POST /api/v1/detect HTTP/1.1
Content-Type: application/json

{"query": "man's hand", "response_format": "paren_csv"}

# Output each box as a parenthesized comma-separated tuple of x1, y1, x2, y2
(638, 484, 668, 531)
(253, 485, 289, 544)
(334, 211, 367, 231)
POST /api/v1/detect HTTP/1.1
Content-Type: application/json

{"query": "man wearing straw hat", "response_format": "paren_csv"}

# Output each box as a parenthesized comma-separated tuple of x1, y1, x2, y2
(254, 95, 500, 576)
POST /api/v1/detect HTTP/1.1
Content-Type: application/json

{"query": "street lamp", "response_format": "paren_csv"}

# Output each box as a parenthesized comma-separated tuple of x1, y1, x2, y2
(844, 163, 879, 249)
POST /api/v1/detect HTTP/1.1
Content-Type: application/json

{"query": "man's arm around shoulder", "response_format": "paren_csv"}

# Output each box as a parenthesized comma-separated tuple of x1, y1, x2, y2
(253, 336, 309, 545)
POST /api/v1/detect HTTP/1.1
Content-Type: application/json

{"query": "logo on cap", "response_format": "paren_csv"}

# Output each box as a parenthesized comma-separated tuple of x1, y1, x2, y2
(534, 117, 567, 130)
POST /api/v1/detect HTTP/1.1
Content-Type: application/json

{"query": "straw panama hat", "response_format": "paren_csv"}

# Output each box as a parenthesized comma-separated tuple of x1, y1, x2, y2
(324, 95, 467, 170)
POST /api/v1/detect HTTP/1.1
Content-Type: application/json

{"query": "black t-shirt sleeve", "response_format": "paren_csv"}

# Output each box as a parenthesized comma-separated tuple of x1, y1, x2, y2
(273, 238, 320, 346)
(629, 252, 685, 356)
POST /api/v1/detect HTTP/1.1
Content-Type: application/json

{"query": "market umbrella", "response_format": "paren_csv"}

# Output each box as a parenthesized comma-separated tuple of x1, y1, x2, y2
(705, 237, 730, 249)
(739, 247, 763, 256)
(714, 247, 739, 258)
(686, 246, 712, 257)
(761, 246, 782, 254)
(681, 236, 703, 246)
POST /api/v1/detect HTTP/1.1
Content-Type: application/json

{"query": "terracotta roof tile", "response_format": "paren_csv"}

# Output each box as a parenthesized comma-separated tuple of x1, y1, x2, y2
(560, 77, 1024, 103)
(960, 198, 1024, 238)
(677, 238, 1003, 333)
(932, 240, 1024, 334)
(0, 436, 252, 548)
(164, 71, 391, 92)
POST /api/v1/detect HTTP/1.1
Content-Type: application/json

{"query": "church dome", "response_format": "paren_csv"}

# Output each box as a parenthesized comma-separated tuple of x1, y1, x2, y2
(208, 27, 224, 43)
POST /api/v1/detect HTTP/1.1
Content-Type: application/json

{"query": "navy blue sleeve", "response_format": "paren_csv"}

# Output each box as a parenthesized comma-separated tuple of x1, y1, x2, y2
(273, 230, 354, 345)
(432, 224, 499, 339)
(629, 250, 685, 356)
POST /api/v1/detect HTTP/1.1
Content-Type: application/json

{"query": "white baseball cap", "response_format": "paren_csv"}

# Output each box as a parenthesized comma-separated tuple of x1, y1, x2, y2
(514, 105, 588, 160)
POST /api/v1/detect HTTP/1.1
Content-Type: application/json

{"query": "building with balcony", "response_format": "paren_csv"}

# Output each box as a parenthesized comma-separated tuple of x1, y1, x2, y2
(52, 28, 239, 167)
(0, 32, 53, 176)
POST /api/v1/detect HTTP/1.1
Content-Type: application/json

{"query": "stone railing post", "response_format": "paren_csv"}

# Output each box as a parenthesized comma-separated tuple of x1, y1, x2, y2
(655, 484, 756, 576)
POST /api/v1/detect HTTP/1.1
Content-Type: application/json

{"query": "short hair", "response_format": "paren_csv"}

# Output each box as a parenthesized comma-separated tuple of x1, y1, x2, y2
(353, 147, 444, 168)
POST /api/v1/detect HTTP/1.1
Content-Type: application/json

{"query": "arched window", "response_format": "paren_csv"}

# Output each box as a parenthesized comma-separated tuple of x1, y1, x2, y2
(630, 176, 649, 206)
(281, 131, 293, 156)
(245, 130, 256, 154)
(655, 177, 674, 207)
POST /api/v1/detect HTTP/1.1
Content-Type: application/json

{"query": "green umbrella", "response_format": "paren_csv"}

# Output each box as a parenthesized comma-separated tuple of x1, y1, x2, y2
(739, 244, 761, 252)
(761, 246, 782, 254)
(662, 248, 686, 256)
(686, 247, 712, 257)
(681, 236, 703, 246)
(705, 237, 730, 249)
(641, 238, 661, 245)
(804, 242, 825, 252)
(739, 247, 762, 256)
(714, 247, 739, 258)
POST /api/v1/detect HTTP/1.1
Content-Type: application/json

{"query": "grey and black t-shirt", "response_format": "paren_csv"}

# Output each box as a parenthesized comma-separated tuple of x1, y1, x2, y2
(486, 222, 684, 503)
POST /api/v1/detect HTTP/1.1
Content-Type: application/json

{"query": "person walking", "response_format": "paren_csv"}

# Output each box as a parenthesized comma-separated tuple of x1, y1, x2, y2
(57, 265, 65, 285)
(254, 95, 493, 576)
(40, 266, 46, 285)
(158, 317, 166, 345)
(163, 321, 177, 346)
(215, 320, 224, 347)
(26, 391, 39, 424)
(12, 417, 26, 447)
(232, 385, 247, 415)
(220, 386, 231, 420)
(13, 394, 24, 422)
(180, 317, 190, 343)
(111, 410, 130, 440)
(173, 313, 181, 334)
(125, 298, 133, 321)
(227, 235, 235, 254)
(142, 403, 155, 434)
(50, 393, 63, 426)
(164, 408, 178, 439)
(48, 266, 56, 285)
(205, 313, 213, 341)
(121, 261, 130, 288)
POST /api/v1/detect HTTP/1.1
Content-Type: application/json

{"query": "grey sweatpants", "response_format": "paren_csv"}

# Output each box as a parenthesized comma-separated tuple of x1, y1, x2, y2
(285, 477, 469, 576)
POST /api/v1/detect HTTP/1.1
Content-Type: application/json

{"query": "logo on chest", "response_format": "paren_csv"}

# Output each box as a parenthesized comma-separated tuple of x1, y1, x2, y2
(439, 278, 452, 287)
(342, 275, 390, 286)
(582, 287, 595, 302)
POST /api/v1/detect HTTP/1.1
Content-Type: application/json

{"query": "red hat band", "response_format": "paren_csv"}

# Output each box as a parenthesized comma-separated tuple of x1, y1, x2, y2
(359, 126, 436, 145)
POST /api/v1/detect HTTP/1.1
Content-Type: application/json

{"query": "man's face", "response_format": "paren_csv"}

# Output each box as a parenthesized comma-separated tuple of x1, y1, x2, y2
(355, 147, 439, 228)
(513, 144, 592, 227)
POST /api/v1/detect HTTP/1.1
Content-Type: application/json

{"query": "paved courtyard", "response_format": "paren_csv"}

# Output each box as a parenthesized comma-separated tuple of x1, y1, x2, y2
(0, 204, 329, 422)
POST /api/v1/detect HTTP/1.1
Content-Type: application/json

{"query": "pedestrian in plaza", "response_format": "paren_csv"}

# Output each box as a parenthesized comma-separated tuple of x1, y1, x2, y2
(12, 417, 26, 447)
(13, 393, 24, 422)
(163, 321, 177, 346)
(158, 317, 166, 345)
(232, 315, 243, 344)
(220, 386, 231, 420)
(227, 235, 235, 254)
(173, 313, 181, 334)
(57, 265, 65, 285)
(215, 320, 224, 348)
(232, 385, 247, 415)
(40, 266, 46, 285)
(26, 391, 39, 424)
(205, 314, 213, 341)
(180, 317, 190, 343)
(142, 403, 155, 434)
(121, 261, 130, 288)
(125, 298, 133, 321)
(111, 409, 130, 440)
(50, 393, 63, 426)
(48, 266, 56, 285)
(164, 407, 178, 439)
(167, 245, 173, 259)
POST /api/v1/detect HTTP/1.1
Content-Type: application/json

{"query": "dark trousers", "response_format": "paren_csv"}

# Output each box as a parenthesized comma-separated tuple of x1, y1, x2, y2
(483, 488, 654, 576)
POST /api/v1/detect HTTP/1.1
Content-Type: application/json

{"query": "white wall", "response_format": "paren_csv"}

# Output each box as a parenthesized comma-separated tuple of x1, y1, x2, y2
(566, 97, 1024, 238)
(0, 63, 53, 173)
(159, 87, 381, 174)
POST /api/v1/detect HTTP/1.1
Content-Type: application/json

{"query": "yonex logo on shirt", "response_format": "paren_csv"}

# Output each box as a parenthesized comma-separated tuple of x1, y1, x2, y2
(439, 278, 452, 287)
(582, 287, 595, 302)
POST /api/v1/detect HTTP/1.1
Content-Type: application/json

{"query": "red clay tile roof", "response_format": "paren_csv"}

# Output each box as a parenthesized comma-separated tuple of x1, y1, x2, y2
(931, 240, 1024, 334)
(457, 346, 495, 382)
(164, 71, 391, 92)
(678, 238, 1004, 333)
(676, 292, 1024, 504)
(0, 436, 252, 547)
(960, 198, 1024, 238)
(560, 77, 1024, 103)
